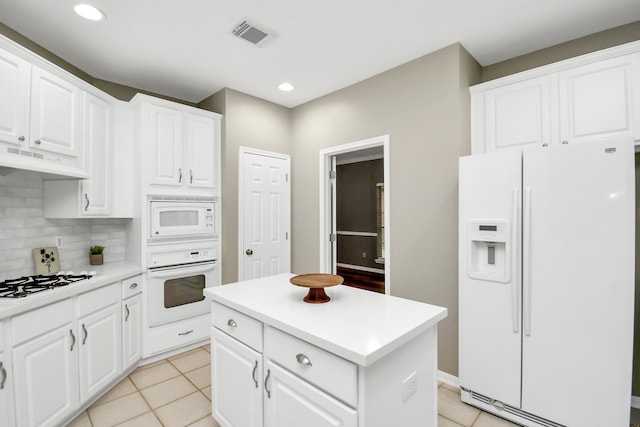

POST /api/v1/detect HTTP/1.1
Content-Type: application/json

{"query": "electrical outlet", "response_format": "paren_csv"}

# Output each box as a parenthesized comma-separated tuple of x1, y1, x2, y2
(402, 371, 417, 402)
(55, 236, 63, 249)
(362, 251, 366, 258)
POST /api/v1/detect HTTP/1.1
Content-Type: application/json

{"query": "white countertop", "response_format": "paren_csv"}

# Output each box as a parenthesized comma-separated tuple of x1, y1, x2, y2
(0, 262, 143, 319)
(204, 273, 448, 366)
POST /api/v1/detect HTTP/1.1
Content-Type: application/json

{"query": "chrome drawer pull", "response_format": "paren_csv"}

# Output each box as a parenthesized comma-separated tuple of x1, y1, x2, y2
(0, 361, 6, 390)
(69, 329, 76, 351)
(227, 319, 237, 328)
(82, 323, 88, 345)
(296, 353, 312, 366)
(252, 360, 259, 388)
(264, 369, 271, 398)
(129, 282, 138, 290)
(178, 330, 193, 336)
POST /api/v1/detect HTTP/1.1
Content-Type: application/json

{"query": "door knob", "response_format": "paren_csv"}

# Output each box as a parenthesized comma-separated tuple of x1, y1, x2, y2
(245, 249, 253, 255)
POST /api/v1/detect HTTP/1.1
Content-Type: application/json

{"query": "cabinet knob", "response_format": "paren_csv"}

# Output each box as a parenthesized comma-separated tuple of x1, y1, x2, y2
(227, 319, 238, 328)
(129, 282, 138, 290)
(542, 143, 549, 147)
(34, 139, 42, 145)
(562, 140, 569, 145)
(18, 136, 25, 141)
(296, 353, 313, 366)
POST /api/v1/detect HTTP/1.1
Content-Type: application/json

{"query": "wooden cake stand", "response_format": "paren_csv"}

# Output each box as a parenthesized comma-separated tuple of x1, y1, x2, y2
(290, 273, 344, 304)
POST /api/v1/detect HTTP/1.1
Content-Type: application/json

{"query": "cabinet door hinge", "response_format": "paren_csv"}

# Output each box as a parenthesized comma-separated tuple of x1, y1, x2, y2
(329, 233, 336, 242)
(329, 170, 336, 180)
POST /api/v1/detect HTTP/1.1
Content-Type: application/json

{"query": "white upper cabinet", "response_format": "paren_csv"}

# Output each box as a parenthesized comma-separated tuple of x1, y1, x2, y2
(558, 54, 640, 144)
(186, 113, 217, 188)
(43, 92, 117, 218)
(134, 94, 221, 192)
(0, 41, 86, 176)
(29, 66, 82, 159)
(0, 48, 30, 147)
(148, 103, 183, 186)
(81, 92, 112, 215)
(479, 75, 556, 152)
(471, 42, 640, 154)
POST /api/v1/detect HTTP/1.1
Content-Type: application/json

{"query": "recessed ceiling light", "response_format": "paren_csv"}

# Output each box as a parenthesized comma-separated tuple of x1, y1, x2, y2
(278, 82, 294, 92)
(74, 4, 106, 21)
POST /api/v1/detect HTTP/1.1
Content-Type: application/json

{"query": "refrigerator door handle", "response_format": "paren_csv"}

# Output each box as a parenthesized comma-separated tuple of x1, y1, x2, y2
(512, 188, 520, 334)
(523, 187, 532, 337)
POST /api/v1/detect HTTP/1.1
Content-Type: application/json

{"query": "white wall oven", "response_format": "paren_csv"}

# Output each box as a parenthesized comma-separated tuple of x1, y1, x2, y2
(148, 195, 217, 244)
(146, 242, 219, 327)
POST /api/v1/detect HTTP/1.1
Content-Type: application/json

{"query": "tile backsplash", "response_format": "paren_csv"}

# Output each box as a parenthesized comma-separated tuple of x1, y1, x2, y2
(0, 169, 129, 280)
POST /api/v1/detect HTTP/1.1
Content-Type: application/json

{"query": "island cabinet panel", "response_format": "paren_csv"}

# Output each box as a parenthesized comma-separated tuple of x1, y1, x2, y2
(211, 327, 264, 427)
(263, 360, 357, 427)
(206, 274, 447, 427)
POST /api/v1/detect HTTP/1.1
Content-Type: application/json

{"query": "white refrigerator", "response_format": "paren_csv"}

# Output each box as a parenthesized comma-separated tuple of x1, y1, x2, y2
(458, 139, 635, 427)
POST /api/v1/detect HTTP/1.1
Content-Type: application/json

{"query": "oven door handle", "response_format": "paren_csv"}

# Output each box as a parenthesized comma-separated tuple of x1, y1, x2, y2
(148, 262, 216, 278)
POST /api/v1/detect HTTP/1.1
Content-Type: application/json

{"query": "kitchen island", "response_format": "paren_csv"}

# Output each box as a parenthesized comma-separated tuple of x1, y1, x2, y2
(204, 273, 447, 427)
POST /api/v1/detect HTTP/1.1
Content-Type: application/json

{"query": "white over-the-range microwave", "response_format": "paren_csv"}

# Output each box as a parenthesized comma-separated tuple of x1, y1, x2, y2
(148, 195, 217, 243)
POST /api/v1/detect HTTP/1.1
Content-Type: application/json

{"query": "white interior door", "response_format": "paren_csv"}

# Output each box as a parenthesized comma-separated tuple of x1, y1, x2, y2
(239, 148, 291, 281)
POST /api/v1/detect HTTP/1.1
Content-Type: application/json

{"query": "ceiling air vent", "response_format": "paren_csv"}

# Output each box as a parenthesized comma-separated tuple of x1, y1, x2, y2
(232, 20, 274, 47)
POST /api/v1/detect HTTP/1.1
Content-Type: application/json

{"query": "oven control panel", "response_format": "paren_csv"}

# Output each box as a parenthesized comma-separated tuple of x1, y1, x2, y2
(148, 246, 217, 268)
(185, 250, 211, 260)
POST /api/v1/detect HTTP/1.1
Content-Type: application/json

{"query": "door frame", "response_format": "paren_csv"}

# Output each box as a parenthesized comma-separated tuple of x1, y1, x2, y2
(238, 146, 291, 281)
(319, 135, 390, 293)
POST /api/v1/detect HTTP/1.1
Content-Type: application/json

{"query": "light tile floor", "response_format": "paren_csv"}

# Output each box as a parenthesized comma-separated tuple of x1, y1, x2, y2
(67, 343, 519, 427)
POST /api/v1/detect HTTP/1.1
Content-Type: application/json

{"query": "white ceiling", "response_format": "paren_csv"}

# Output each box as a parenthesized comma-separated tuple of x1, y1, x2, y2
(1, 0, 639, 108)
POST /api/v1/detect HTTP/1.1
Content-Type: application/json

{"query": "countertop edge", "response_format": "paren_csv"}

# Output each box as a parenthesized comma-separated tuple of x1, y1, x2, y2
(207, 283, 448, 366)
(0, 262, 144, 320)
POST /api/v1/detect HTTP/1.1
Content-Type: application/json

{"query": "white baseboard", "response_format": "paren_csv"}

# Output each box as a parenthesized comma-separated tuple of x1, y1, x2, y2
(440, 370, 640, 412)
(437, 370, 460, 388)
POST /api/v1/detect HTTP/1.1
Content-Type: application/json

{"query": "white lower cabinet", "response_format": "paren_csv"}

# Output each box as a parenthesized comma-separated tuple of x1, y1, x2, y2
(210, 302, 358, 427)
(0, 320, 14, 427)
(11, 283, 123, 427)
(12, 299, 79, 427)
(78, 297, 122, 402)
(122, 275, 143, 370)
(211, 327, 263, 427)
(0, 349, 11, 427)
(263, 361, 357, 427)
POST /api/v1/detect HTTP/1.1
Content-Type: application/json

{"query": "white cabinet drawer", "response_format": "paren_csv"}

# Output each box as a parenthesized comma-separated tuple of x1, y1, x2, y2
(265, 326, 357, 407)
(212, 302, 263, 352)
(12, 298, 73, 345)
(77, 283, 120, 317)
(121, 275, 142, 299)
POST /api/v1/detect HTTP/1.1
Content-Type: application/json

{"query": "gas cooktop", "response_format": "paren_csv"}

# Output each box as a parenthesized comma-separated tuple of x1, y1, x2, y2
(0, 272, 96, 299)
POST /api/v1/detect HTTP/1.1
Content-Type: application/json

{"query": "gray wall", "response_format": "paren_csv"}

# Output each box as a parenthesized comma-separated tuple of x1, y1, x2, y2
(291, 44, 482, 375)
(3, 19, 639, 378)
(198, 89, 292, 285)
(483, 20, 640, 81)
